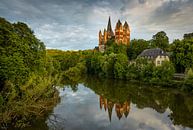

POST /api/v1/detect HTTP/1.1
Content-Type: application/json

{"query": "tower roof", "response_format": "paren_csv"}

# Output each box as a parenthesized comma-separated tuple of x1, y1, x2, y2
(104, 28, 107, 33)
(107, 16, 114, 36)
(107, 102, 113, 122)
(123, 21, 129, 28)
(116, 19, 122, 29)
(124, 111, 129, 118)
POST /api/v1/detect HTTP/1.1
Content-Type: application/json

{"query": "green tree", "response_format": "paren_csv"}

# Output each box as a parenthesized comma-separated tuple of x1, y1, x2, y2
(152, 31, 169, 51)
(171, 39, 193, 73)
(114, 53, 128, 79)
(152, 61, 175, 82)
(184, 32, 193, 40)
(99, 53, 116, 77)
(105, 40, 127, 55)
(128, 39, 150, 60)
(0, 17, 46, 88)
(0, 17, 60, 128)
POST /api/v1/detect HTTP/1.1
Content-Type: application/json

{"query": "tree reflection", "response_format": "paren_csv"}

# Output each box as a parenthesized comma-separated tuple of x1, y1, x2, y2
(81, 77, 193, 128)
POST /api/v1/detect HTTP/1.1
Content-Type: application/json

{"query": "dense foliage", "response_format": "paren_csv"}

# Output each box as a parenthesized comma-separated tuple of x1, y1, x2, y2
(47, 31, 193, 89)
(0, 17, 59, 128)
(0, 18, 46, 88)
(47, 40, 176, 85)
(170, 38, 193, 73)
(127, 39, 150, 60)
(184, 32, 193, 39)
(84, 42, 175, 83)
(151, 31, 169, 51)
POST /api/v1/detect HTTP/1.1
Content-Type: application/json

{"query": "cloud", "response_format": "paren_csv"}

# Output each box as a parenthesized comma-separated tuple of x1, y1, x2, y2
(36, 23, 97, 50)
(0, 0, 193, 50)
(149, 0, 193, 25)
(138, 0, 147, 4)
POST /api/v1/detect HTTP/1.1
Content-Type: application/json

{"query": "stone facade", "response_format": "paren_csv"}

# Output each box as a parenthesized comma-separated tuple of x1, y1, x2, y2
(99, 17, 130, 52)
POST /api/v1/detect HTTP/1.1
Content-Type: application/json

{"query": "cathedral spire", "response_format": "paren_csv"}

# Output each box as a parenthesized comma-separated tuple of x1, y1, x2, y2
(107, 16, 114, 36)
(107, 101, 114, 122)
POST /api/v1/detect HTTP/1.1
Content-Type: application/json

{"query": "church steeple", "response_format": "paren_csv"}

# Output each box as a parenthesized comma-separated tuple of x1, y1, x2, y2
(107, 101, 114, 122)
(107, 16, 114, 37)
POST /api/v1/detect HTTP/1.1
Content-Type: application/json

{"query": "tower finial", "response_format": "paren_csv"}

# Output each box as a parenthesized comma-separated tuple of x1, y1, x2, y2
(107, 16, 114, 36)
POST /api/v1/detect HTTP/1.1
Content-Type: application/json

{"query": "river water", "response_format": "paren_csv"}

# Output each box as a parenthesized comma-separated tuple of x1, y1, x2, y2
(24, 78, 193, 130)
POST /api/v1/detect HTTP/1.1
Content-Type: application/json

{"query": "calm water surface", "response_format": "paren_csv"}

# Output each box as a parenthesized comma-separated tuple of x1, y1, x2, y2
(44, 78, 193, 130)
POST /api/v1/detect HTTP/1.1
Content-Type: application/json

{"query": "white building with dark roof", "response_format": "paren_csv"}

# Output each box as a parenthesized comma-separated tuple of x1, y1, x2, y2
(138, 48, 170, 66)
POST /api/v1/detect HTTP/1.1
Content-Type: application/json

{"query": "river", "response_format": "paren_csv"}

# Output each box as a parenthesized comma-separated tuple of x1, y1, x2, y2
(20, 78, 193, 130)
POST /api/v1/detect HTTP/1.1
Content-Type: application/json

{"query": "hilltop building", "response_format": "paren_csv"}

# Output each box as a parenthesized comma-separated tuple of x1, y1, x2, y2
(98, 17, 130, 52)
(138, 48, 170, 66)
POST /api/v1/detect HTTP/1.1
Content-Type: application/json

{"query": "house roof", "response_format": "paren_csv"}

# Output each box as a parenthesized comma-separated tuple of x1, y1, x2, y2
(139, 48, 168, 59)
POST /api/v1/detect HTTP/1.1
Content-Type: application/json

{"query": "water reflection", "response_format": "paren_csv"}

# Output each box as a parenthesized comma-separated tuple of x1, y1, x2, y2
(44, 77, 193, 130)
(40, 77, 193, 130)
(85, 78, 193, 128)
(100, 96, 130, 121)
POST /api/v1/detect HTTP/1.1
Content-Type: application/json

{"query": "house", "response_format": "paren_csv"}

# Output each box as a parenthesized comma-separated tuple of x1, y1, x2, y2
(138, 48, 170, 66)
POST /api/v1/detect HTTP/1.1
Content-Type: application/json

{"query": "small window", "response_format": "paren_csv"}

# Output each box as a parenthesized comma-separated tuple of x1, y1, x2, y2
(157, 61, 160, 65)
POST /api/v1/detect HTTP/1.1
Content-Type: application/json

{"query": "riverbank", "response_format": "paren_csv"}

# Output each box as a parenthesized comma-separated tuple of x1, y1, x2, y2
(46, 42, 193, 92)
(0, 74, 61, 129)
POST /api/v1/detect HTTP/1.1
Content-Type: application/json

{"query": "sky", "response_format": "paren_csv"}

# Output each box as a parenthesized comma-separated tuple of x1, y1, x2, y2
(0, 0, 193, 50)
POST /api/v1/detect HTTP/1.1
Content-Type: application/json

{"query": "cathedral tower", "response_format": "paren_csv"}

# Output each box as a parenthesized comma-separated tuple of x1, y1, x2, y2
(103, 28, 107, 44)
(123, 21, 130, 45)
(98, 17, 130, 52)
(115, 20, 123, 44)
(107, 16, 114, 39)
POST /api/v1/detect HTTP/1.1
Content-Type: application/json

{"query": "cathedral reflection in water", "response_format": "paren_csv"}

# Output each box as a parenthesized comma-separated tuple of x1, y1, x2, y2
(99, 96, 130, 121)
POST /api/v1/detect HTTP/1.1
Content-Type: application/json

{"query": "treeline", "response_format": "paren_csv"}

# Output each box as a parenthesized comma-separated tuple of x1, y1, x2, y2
(0, 17, 60, 128)
(84, 41, 175, 84)
(47, 31, 193, 90)
(128, 31, 193, 74)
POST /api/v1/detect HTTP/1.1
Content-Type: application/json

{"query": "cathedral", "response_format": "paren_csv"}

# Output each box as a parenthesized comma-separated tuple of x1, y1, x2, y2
(98, 17, 131, 52)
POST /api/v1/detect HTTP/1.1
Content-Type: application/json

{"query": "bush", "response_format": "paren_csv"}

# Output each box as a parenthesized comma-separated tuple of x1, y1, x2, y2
(184, 68, 193, 90)
(152, 61, 175, 82)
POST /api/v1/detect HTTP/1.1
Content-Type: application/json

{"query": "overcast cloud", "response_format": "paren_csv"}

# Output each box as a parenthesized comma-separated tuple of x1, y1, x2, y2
(0, 0, 193, 50)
